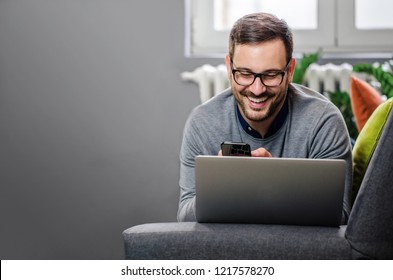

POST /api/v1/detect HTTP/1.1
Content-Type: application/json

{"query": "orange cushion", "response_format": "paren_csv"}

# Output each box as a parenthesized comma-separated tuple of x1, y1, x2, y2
(350, 76, 384, 132)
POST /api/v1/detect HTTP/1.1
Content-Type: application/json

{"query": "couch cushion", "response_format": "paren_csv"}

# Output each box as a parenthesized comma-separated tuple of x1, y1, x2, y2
(123, 222, 352, 260)
(347, 101, 393, 259)
(352, 98, 393, 203)
(350, 76, 384, 132)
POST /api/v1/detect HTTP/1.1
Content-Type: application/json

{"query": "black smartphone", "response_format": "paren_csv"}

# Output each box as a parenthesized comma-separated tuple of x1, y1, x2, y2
(221, 141, 251, 156)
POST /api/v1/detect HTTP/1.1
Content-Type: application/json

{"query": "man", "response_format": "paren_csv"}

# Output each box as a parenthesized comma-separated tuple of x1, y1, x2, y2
(178, 13, 352, 223)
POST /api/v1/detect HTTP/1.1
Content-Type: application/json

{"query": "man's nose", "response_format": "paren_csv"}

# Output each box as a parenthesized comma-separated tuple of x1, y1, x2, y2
(248, 76, 267, 95)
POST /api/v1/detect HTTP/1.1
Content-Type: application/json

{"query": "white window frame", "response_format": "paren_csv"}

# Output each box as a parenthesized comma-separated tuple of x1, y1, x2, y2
(337, 0, 393, 52)
(185, 0, 393, 57)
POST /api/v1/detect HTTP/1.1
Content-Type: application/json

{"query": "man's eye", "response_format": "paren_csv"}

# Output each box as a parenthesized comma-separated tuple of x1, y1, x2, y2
(264, 72, 280, 78)
(239, 72, 254, 78)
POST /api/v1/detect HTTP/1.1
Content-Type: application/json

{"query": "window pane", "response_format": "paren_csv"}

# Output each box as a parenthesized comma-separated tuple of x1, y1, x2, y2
(355, 0, 393, 29)
(214, 0, 318, 31)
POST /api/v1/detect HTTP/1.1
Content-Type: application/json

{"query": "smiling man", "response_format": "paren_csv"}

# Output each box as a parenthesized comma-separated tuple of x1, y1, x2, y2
(177, 13, 352, 223)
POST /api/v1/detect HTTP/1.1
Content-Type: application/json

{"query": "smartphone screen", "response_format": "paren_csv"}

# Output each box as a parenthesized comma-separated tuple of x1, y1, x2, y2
(221, 142, 251, 156)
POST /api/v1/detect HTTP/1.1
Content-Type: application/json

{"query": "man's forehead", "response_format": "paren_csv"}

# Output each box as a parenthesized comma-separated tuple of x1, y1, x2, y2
(232, 41, 287, 70)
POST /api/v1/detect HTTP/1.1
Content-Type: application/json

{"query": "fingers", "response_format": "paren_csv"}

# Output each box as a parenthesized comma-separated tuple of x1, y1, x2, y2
(251, 148, 272, 158)
(218, 148, 271, 157)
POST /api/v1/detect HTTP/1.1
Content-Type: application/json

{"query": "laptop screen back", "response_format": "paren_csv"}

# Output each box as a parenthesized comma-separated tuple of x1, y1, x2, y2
(195, 156, 346, 226)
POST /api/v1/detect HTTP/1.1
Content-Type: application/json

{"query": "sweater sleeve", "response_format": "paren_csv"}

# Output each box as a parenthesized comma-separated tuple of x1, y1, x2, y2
(177, 113, 200, 222)
(308, 102, 353, 224)
(177, 91, 235, 221)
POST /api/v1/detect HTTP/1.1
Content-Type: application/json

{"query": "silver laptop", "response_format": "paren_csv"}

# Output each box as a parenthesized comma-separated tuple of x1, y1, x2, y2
(195, 156, 346, 227)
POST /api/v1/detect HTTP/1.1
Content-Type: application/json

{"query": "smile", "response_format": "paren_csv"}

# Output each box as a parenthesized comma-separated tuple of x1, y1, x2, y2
(247, 96, 269, 104)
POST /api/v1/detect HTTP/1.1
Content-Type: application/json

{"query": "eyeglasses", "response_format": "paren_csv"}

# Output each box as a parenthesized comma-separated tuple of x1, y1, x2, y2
(230, 59, 291, 87)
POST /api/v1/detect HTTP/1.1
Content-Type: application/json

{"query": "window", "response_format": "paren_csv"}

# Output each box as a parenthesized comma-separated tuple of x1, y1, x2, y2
(355, 0, 393, 29)
(185, 0, 393, 57)
(213, 0, 318, 31)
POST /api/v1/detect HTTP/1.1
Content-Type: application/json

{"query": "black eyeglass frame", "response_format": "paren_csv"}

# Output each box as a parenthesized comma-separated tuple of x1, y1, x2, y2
(230, 59, 292, 87)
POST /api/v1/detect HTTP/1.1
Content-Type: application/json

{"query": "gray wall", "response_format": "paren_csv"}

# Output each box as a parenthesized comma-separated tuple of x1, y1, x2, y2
(0, 0, 222, 259)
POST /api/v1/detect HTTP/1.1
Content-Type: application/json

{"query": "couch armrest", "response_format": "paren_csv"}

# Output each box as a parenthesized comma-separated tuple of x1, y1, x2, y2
(123, 222, 351, 259)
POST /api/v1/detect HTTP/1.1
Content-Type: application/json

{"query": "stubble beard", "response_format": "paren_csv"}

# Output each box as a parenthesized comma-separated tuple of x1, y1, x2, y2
(235, 85, 288, 123)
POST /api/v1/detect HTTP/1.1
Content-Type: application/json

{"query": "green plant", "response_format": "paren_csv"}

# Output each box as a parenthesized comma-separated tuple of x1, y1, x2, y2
(352, 62, 393, 98)
(292, 50, 359, 140)
(328, 90, 359, 140)
(292, 49, 322, 84)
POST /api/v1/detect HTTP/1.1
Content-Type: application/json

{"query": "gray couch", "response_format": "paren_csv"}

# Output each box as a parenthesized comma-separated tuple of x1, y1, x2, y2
(122, 107, 393, 260)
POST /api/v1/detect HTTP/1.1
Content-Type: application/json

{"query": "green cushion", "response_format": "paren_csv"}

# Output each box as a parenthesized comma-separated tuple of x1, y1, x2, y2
(352, 97, 393, 203)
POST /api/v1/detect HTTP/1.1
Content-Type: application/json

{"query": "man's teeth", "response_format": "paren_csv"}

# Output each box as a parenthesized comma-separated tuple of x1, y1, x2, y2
(248, 96, 268, 103)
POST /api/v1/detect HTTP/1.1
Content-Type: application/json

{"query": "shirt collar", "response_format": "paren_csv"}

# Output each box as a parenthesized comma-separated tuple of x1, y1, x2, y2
(236, 92, 289, 139)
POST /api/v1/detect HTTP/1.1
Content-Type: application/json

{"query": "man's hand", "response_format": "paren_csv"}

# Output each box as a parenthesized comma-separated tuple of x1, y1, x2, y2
(217, 147, 272, 157)
(251, 147, 272, 157)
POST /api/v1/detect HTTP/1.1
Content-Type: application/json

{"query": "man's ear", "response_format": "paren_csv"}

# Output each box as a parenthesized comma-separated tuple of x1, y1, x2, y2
(225, 54, 232, 81)
(287, 58, 296, 83)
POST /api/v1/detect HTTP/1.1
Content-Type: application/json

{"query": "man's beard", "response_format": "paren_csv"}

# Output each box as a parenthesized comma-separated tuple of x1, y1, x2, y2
(235, 87, 287, 122)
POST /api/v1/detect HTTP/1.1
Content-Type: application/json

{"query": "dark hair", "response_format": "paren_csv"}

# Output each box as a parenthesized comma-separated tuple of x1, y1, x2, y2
(229, 13, 293, 63)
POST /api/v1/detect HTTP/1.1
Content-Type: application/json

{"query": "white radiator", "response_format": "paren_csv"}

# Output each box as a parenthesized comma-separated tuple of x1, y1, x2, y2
(181, 63, 368, 103)
(181, 64, 229, 103)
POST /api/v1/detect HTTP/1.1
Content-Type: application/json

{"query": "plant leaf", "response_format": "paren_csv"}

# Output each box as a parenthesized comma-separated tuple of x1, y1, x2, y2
(353, 63, 393, 98)
(292, 49, 322, 84)
(327, 90, 358, 140)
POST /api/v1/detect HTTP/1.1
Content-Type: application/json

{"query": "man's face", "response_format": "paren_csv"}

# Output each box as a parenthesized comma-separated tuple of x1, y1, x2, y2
(226, 39, 295, 126)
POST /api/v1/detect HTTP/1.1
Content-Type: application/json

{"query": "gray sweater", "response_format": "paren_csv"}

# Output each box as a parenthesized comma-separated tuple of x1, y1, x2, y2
(178, 84, 352, 223)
